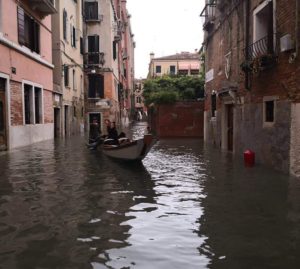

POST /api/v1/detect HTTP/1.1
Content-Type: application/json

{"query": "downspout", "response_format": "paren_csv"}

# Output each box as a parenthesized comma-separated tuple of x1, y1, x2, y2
(245, 0, 251, 90)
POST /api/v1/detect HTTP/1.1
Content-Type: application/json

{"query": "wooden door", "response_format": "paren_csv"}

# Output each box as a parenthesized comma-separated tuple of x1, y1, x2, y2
(227, 104, 234, 152)
(0, 78, 7, 150)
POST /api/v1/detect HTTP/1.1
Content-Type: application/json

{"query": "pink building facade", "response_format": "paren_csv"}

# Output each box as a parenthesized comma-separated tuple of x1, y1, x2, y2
(0, 0, 56, 150)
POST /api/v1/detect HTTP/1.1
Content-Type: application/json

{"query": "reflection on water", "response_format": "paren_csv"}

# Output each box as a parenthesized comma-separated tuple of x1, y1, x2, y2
(0, 126, 300, 269)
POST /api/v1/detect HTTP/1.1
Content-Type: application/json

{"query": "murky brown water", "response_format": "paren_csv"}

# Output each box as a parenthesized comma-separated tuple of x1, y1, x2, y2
(0, 123, 300, 269)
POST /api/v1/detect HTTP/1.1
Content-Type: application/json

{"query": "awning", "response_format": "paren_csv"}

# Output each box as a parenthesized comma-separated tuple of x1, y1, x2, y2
(190, 62, 200, 70)
(178, 63, 190, 70)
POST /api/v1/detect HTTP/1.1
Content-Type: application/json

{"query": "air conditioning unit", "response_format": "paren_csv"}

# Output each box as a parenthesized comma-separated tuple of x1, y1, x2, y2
(280, 34, 294, 52)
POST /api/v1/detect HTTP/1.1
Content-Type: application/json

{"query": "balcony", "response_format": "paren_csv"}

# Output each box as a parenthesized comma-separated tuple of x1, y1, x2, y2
(200, 0, 216, 31)
(244, 35, 276, 60)
(85, 14, 104, 23)
(28, 0, 57, 15)
(84, 52, 105, 67)
(242, 34, 277, 72)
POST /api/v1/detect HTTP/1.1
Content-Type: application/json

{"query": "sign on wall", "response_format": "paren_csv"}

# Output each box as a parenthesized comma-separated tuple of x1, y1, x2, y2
(205, 69, 214, 83)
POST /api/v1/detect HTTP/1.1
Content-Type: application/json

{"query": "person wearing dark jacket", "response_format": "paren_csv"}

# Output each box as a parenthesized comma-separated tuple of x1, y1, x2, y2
(103, 120, 119, 145)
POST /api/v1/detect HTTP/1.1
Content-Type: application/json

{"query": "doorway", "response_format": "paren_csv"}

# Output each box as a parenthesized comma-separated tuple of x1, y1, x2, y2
(89, 113, 101, 137)
(0, 78, 7, 151)
(227, 104, 234, 152)
(64, 105, 69, 137)
(54, 108, 61, 138)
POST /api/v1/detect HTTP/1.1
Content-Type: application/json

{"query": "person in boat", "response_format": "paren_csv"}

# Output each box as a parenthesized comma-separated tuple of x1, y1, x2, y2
(103, 120, 119, 145)
(88, 118, 102, 148)
(108, 122, 119, 145)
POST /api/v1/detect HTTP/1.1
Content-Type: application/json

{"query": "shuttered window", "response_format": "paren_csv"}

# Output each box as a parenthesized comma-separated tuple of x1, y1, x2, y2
(63, 9, 67, 40)
(85, 2, 98, 20)
(64, 65, 69, 87)
(113, 41, 117, 60)
(80, 37, 83, 55)
(88, 35, 99, 52)
(71, 25, 76, 47)
(88, 75, 104, 98)
(17, 6, 40, 54)
(88, 35, 100, 64)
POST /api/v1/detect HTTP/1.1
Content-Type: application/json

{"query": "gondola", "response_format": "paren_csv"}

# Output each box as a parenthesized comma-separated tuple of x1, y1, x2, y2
(102, 134, 155, 161)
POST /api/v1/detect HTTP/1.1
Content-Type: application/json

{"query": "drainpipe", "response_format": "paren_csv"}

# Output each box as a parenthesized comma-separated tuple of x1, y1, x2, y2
(245, 0, 251, 90)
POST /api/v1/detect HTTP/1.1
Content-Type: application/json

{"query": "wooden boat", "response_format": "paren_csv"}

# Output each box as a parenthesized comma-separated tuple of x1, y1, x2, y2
(102, 134, 155, 161)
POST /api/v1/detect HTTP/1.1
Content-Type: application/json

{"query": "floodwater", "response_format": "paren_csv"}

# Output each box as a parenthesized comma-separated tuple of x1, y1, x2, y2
(0, 123, 300, 269)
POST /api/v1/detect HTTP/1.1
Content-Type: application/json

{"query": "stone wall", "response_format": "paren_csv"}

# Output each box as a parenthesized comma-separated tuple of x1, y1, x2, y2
(151, 101, 204, 138)
(290, 103, 300, 177)
(235, 100, 291, 173)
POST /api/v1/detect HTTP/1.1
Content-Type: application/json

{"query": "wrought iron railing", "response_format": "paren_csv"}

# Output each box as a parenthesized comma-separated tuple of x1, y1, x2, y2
(85, 14, 103, 22)
(244, 34, 276, 61)
(200, 0, 216, 29)
(241, 34, 278, 72)
(84, 52, 105, 66)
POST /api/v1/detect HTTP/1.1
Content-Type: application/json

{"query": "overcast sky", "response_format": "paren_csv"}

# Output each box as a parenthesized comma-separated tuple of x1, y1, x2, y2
(126, 0, 205, 79)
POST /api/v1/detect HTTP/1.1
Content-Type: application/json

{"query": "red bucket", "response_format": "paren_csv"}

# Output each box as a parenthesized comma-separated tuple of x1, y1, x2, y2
(244, 150, 255, 167)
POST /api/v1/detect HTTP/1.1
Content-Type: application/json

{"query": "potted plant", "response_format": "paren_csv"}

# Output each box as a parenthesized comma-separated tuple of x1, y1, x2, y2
(240, 60, 253, 72)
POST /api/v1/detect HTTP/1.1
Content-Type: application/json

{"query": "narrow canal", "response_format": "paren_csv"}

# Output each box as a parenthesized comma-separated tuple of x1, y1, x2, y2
(0, 123, 300, 269)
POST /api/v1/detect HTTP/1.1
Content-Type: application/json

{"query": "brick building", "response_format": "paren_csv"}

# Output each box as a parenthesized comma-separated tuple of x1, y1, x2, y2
(202, 0, 300, 176)
(0, 0, 56, 150)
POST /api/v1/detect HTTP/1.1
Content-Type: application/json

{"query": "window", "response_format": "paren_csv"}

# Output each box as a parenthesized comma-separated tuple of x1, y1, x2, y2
(71, 25, 76, 47)
(85, 2, 99, 20)
(253, 0, 275, 55)
(88, 35, 100, 64)
(34, 87, 42, 124)
(80, 37, 83, 54)
(73, 69, 76, 90)
(113, 41, 117, 60)
(211, 92, 216, 117)
(24, 84, 32, 124)
(170, 65, 176, 74)
(136, 96, 141, 104)
(178, 69, 188, 76)
(265, 100, 274, 122)
(63, 9, 67, 40)
(64, 65, 69, 87)
(73, 106, 76, 117)
(88, 74, 104, 98)
(156, 65, 161, 74)
(17, 7, 40, 53)
(88, 35, 99, 52)
(24, 83, 42, 125)
(80, 75, 83, 94)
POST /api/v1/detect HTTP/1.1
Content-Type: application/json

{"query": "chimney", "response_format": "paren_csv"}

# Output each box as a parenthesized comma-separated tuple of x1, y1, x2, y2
(150, 52, 155, 60)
